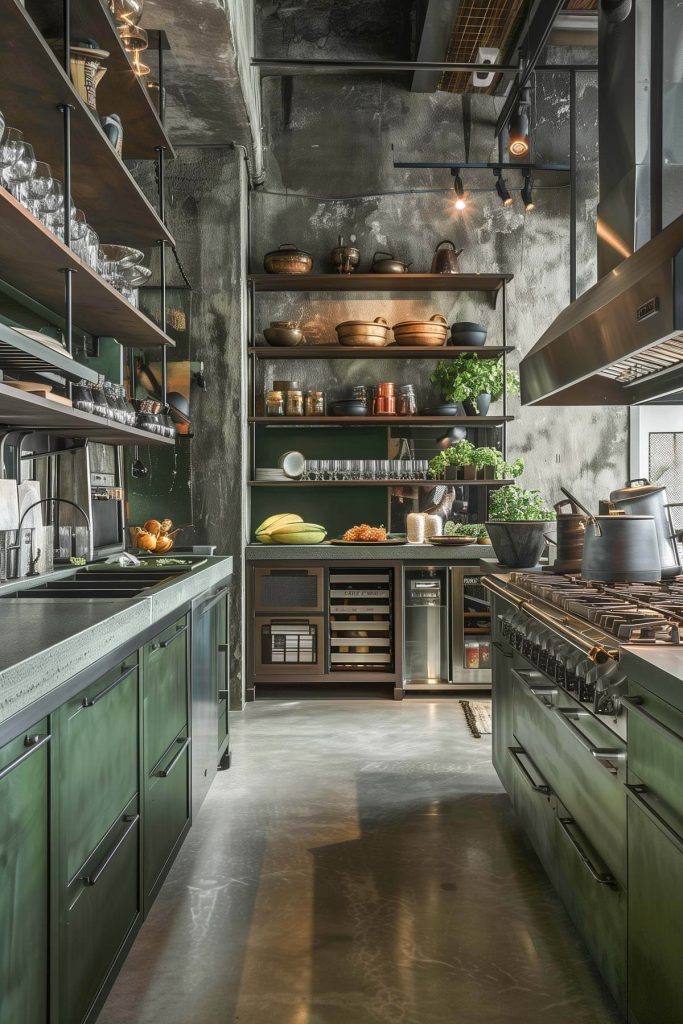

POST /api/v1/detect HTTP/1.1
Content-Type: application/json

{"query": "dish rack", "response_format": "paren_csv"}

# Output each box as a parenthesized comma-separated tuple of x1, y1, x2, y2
(328, 570, 394, 671)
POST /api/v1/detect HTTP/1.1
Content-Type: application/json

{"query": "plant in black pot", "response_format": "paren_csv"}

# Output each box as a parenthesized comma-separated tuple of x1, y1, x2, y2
(486, 484, 556, 568)
(430, 356, 519, 416)
(428, 440, 476, 480)
(471, 446, 524, 480)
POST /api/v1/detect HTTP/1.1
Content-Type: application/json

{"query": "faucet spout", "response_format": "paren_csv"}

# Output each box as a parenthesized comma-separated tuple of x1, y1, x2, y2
(10, 498, 92, 576)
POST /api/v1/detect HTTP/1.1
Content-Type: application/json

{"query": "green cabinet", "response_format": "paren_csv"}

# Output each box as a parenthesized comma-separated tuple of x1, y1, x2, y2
(0, 725, 50, 1024)
(144, 730, 191, 904)
(217, 592, 230, 758)
(143, 617, 189, 773)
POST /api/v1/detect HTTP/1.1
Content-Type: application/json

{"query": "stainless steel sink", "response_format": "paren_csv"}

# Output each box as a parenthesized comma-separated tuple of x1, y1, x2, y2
(1, 566, 194, 599)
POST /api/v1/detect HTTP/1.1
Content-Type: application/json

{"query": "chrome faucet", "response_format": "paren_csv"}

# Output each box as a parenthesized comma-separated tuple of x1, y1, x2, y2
(8, 498, 92, 577)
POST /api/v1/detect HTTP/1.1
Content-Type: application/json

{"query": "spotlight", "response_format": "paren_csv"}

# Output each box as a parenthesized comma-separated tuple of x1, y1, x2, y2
(436, 426, 467, 449)
(495, 172, 513, 207)
(452, 168, 466, 211)
(521, 173, 535, 211)
(508, 86, 531, 157)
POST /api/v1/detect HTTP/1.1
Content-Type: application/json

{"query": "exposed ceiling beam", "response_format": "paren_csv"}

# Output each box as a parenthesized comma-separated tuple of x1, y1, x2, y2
(411, 0, 461, 93)
(253, 57, 596, 76)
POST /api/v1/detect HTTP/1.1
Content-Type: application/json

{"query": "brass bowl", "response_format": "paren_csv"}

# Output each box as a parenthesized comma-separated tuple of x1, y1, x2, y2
(392, 314, 448, 347)
(264, 325, 305, 346)
(335, 316, 390, 347)
(264, 244, 313, 274)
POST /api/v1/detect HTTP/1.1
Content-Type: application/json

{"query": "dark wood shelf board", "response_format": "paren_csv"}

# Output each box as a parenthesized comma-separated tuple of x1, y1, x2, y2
(250, 415, 512, 426)
(0, 381, 174, 444)
(1, 0, 173, 246)
(249, 273, 513, 293)
(0, 321, 98, 383)
(250, 345, 514, 359)
(249, 479, 512, 487)
(0, 190, 174, 349)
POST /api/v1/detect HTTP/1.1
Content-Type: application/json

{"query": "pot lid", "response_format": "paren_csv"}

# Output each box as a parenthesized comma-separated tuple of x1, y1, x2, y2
(610, 478, 666, 501)
(265, 244, 312, 258)
(393, 315, 448, 328)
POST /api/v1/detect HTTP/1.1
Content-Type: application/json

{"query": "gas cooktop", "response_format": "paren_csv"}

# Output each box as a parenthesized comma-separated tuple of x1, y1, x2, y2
(506, 572, 683, 646)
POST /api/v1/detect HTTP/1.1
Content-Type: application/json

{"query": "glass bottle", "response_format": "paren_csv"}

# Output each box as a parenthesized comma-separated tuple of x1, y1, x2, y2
(90, 376, 109, 418)
(286, 389, 304, 416)
(72, 379, 94, 415)
(266, 390, 285, 417)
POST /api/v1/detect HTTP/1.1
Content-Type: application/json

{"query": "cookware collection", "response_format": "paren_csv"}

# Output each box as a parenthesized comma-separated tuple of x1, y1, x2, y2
(262, 239, 466, 275)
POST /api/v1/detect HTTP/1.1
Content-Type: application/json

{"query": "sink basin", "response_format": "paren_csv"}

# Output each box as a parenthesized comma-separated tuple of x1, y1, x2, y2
(1, 565, 195, 600)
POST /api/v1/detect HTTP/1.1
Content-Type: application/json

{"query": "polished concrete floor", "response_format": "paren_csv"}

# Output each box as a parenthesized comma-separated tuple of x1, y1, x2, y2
(98, 700, 622, 1024)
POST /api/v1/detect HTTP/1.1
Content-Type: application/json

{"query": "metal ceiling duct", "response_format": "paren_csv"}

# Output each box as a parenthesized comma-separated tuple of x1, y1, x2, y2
(520, 0, 683, 406)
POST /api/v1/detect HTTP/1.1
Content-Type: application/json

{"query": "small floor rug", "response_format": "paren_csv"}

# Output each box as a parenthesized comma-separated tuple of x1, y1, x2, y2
(459, 699, 492, 738)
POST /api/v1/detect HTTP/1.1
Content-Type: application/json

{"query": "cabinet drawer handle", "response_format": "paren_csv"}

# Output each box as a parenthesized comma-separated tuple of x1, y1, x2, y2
(622, 695, 683, 746)
(509, 745, 551, 794)
(557, 816, 617, 887)
(157, 736, 191, 778)
(196, 588, 229, 615)
(492, 640, 513, 658)
(554, 707, 626, 773)
(82, 813, 139, 887)
(529, 685, 557, 708)
(626, 784, 683, 855)
(150, 622, 189, 652)
(218, 643, 229, 654)
(218, 690, 230, 700)
(0, 733, 51, 783)
(82, 664, 136, 708)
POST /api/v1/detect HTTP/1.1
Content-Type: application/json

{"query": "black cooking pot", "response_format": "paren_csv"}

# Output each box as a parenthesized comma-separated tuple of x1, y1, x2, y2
(609, 478, 682, 577)
(581, 515, 661, 583)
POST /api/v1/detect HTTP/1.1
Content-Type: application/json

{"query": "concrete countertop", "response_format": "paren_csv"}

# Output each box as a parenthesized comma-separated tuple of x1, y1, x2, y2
(246, 542, 493, 561)
(0, 556, 233, 729)
(620, 646, 683, 713)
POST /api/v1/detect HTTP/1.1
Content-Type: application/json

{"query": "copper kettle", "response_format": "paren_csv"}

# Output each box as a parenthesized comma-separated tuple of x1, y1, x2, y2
(431, 240, 464, 274)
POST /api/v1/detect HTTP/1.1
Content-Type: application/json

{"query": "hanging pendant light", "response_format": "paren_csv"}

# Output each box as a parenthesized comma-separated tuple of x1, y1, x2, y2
(452, 168, 466, 211)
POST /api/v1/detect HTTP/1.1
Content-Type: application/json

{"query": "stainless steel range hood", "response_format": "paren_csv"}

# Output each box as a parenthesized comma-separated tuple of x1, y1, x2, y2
(520, 214, 683, 406)
(520, 0, 683, 407)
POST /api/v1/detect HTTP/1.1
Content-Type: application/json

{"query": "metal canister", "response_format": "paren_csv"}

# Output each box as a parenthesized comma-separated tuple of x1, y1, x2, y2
(546, 498, 588, 573)
(286, 389, 304, 416)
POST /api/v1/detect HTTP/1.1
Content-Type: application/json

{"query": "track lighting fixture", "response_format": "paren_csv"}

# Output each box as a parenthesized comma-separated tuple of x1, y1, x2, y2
(508, 87, 530, 158)
(521, 173, 535, 212)
(436, 426, 467, 449)
(452, 168, 466, 210)
(495, 171, 513, 207)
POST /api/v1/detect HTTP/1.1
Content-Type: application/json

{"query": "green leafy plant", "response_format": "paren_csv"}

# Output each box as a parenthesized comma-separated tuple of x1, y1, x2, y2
(444, 522, 489, 539)
(430, 356, 520, 403)
(427, 440, 475, 478)
(488, 484, 556, 522)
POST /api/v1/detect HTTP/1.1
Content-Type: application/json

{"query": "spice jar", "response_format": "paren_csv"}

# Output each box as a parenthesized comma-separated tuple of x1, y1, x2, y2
(305, 389, 325, 416)
(266, 390, 285, 417)
(286, 389, 304, 416)
(398, 384, 417, 416)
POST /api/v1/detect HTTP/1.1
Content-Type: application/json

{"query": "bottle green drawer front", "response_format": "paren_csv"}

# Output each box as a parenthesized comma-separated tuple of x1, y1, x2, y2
(59, 658, 139, 881)
(0, 725, 50, 1024)
(625, 681, 683, 825)
(62, 797, 140, 1024)
(218, 595, 229, 749)
(144, 617, 189, 772)
(145, 729, 191, 900)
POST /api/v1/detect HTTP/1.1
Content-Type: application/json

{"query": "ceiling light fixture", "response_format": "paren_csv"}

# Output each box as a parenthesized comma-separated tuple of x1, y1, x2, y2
(494, 170, 513, 207)
(436, 426, 467, 449)
(452, 168, 466, 210)
(521, 172, 535, 211)
(508, 87, 531, 158)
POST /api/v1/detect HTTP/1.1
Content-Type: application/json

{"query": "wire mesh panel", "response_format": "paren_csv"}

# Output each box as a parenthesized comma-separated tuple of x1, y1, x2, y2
(649, 431, 683, 532)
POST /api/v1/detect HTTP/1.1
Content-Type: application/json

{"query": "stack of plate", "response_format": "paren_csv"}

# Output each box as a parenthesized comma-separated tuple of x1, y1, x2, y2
(255, 468, 289, 482)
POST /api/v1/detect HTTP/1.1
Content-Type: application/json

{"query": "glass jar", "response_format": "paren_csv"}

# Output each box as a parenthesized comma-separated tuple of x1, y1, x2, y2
(397, 384, 417, 416)
(72, 379, 94, 415)
(266, 390, 285, 417)
(305, 389, 325, 416)
(90, 376, 110, 418)
(286, 389, 304, 416)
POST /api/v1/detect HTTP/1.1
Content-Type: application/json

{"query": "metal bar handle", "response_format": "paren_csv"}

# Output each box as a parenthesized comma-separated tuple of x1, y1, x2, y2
(509, 746, 551, 794)
(626, 784, 683, 856)
(511, 668, 557, 705)
(157, 736, 191, 778)
(557, 816, 617, 887)
(150, 622, 189, 652)
(82, 664, 136, 708)
(492, 640, 513, 658)
(622, 695, 683, 747)
(196, 587, 230, 615)
(82, 814, 139, 887)
(218, 643, 229, 654)
(554, 707, 626, 771)
(218, 690, 230, 700)
(0, 733, 51, 783)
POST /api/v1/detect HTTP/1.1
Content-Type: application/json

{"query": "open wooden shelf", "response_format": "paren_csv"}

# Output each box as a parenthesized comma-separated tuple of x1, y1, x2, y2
(250, 273, 512, 293)
(250, 415, 512, 426)
(0, 321, 99, 384)
(249, 479, 512, 487)
(1, 0, 173, 247)
(250, 345, 513, 359)
(0, 380, 175, 445)
(0, 189, 174, 348)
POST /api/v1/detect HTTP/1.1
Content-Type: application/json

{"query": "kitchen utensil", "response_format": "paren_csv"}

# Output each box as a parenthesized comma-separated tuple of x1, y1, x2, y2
(329, 400, 367, 416)
(430, 240, 464, 274)
(560, 487, 662, 583)
(371, 251, 412, 273)
(263, 244, 313, 274)
(608, 478, 683, 578)
(544, 498, 588, 573)
(392, 314, 448, 347)
(263, 323, 305, 347)
(335, 317, 390, 347)
(429, 536, 472, 546)
(449, 322, 487, 347)
(329, 236, 360, 274)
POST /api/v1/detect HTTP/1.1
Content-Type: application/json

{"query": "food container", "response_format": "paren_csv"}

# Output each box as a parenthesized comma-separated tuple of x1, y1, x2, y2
(449, 322, 487, 347)
(377, 382, 395, 397)
(305, 390, 325, 416)
(374, 396, 396, 415)
(406, 512, 426, 544)
(479, 642, 491, 668)
(263, 321, 305, 347)
(335, 317, 390, 348)
(263, 244, 313, 275)
(286, 390, 304, 416)
(424, 514, 443, 540)
(273, 379, 301, 394)
(465, 642, 480, 669)
(397, 385, 417, 415)
(392, 314, 448, 347)
(266, 390, 285, 417)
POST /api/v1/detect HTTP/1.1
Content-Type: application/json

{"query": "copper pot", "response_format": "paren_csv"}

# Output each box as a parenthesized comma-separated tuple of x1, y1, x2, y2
(392, 314, 448, 347)
(371, 250, 412, 273)
(264, 244, 313, 274)
(430, 240, 464, 274)
(377, 382, 395, 397)
(335, 316, 390, 347)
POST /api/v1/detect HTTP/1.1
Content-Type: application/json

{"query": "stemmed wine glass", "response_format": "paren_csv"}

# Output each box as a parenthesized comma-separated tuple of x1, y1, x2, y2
(0, 128, 26, 187)
(18, 160, 54, 217)
(3, 140, 37, 199)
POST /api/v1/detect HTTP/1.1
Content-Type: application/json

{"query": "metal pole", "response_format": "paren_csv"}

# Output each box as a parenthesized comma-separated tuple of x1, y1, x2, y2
(59, 0, 74, 388)
(157, 31, 166, 127)
(569, 70, 577, 302)
(156, 146, 167, 404)
(502, 280, 508, 461)
(650, 1, 663, 237)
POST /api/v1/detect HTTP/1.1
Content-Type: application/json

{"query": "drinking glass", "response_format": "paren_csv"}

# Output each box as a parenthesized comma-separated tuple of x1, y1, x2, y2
(18, 160, 53, 216)
(320, 460, 333, 481)
(4, 141, 36, 198)
(70, 209, 88, 243)
(349, 459, 362, 481)
(0, 128, 24, 185)
(363, 460, 378, 481)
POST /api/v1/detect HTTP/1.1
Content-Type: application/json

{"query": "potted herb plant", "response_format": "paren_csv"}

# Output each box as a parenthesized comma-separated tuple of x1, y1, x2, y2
(471, 446, 524, 481)
(428, 440, 476, 480)
(430, 356, 520, 416)
(444, 522, 490, 544)
(486, 484, 556, 568)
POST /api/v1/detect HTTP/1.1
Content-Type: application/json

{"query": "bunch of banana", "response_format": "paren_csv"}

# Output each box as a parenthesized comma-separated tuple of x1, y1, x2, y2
(255, 514, 326, 545)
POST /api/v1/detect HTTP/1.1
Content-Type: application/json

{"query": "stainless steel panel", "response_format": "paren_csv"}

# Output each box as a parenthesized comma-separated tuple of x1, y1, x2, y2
(508, 744, 558, 887)
(625, 681, 683, 824)
(451, 566, 491, 686)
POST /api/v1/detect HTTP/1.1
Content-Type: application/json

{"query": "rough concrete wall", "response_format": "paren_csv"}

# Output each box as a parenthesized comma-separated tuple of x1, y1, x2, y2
(250, 50, 628, 509)
(132, 148, 247, 708)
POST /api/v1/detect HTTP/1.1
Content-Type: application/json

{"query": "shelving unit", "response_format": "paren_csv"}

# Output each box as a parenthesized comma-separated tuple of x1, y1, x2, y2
(249, 479, 513, 487)
(250, 345, 514, 359)
(249, 273, 512, 294)
(250, 415, 512, 426)
(0, 0, 175, 446)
